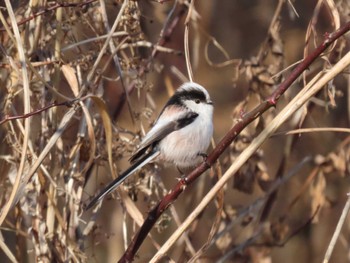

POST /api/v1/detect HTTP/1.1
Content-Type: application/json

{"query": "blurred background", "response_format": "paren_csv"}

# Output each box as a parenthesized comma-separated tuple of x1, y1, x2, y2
(0, 0, 349, 262)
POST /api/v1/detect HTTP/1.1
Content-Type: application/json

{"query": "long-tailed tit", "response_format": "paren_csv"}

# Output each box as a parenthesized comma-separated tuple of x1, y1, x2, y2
(85, 82, 213, 210)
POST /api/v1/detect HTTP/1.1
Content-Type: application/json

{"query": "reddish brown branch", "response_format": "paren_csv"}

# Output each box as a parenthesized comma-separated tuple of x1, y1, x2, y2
(0, 0, 98, 32)
(0, 100, 75, 126)
(111, 2, 186, 120)
(268, 29, 350, 103)
(258, 22, 350, 223)
(119, 21, 350, 263)
(151, 3, 187, 59)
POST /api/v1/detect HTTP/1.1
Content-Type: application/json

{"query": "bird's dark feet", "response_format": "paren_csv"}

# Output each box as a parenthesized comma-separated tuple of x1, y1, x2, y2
(198, 152, 211, 167)
(198, 152, 208, 161)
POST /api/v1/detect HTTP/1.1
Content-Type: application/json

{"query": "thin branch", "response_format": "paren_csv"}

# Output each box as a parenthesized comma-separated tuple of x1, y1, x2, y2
(216, 205, 320, 263)
(274, 127, 350, 136)
(184, 0, 195, 82)
(0, 0, 98, 32)
(119, 19, 350, 263)
(99, 0, 135, 125)
(184, 25, 193, 82)
(0, 0, 31, 227)
(211, 156, 313, 248)
(150, 1, 183, 59)
(0, 101, 75, 126)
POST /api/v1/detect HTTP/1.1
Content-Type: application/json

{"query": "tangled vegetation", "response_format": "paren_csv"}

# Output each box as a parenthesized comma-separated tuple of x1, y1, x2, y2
(0, 1, 349, 262)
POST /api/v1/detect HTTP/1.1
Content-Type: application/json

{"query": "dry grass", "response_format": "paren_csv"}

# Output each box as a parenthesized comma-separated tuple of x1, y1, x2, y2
(0, 1, 349, 262)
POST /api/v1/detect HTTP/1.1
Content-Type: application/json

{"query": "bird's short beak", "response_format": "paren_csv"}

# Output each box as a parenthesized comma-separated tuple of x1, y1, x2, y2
(207, 100, 213, 105)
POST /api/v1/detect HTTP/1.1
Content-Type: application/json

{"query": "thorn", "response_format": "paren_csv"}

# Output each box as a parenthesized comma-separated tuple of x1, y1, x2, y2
(268, 97, 277, 107)
(239, 108, 246, 118)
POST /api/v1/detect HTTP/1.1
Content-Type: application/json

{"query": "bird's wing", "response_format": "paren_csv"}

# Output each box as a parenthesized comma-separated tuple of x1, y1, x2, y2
(129, 110, 199, 163)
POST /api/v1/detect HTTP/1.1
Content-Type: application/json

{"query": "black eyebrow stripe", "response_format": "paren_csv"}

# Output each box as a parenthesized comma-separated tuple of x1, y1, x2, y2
(178, 88, 206, 101)
(164, 88, 207, 107)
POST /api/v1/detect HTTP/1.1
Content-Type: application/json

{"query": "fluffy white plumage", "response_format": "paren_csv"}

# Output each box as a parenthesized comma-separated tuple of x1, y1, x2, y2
(155, 83, 213, 167)
(85, 82, 213, 210)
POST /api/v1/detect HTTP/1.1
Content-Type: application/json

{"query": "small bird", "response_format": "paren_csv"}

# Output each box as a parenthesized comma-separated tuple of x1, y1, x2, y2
(85, 82, 214, 210)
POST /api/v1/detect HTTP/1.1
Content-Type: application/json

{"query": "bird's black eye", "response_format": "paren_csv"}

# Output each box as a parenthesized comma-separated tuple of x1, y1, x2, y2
(195, 99, 200, 104)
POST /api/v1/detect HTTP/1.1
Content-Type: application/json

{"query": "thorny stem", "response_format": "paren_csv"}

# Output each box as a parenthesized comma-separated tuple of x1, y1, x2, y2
(0, 100, 77, 126)
(119, 21, 350, 263)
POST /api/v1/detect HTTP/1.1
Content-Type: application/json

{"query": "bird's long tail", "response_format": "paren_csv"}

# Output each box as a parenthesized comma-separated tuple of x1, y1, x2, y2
(85, 150, 159, 210)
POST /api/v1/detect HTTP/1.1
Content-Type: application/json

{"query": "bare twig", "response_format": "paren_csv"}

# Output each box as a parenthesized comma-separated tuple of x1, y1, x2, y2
(0, 0, 31, 227)
(0, 101, 75, 126)
(150, 1, 185, 59)
(119, 20, 350, 263)
(211, 156, 313, 249)
(217, 206, 320, 263)
(274, 127, 350, 136)
(184, 0, 196, 82)
(184, 25, 193, 82)
(0, 0, 98, 32)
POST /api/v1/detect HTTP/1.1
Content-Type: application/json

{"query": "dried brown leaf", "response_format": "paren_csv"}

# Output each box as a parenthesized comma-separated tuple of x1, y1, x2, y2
(270, 219, 289, 242)
(61, 64, 79, 97)
(79, 102, 96, 177)
(88, 95, 117, 179)
(309, 172, 327, 223)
